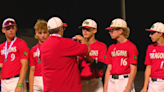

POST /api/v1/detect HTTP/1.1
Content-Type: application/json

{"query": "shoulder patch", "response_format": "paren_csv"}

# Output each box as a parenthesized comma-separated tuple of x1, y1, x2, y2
(104, 55, 106, 59)
(23, 51, 28, 56)
(133, 55, 137, 60)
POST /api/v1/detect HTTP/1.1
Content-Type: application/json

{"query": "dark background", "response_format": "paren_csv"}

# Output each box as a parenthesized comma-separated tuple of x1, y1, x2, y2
(0, 0, 164, 71)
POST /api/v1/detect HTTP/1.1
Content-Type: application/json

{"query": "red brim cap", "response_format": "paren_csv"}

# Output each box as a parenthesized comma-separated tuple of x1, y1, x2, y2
(63, 23, 67, 27)
(105, 27, 115, 30)
(78, 26, 93, 29)
(145, 29, 156, 32)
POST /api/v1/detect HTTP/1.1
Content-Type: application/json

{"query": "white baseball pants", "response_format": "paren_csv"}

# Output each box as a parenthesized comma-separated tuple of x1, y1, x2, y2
(1, 77, 27, 92)
(147, 77, 164, 92)
(107, 74, 135, 92)
(33, 76, 43, 92)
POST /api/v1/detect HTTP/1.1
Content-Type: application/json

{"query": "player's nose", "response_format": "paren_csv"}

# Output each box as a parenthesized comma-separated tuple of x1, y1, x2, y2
(149, 34, 152, 37)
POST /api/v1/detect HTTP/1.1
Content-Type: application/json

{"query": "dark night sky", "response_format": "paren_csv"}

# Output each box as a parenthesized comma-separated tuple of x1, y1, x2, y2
(0, 0, 164, 70)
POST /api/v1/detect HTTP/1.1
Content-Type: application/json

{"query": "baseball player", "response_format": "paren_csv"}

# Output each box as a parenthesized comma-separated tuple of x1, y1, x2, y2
(140, 22, 164, 92)
(40, 17, 90, 92)
(29, 19, 49, 92)
(104, 18, 138, 92)
(0, 18, 29, 92)
(78, 19, 107, 92)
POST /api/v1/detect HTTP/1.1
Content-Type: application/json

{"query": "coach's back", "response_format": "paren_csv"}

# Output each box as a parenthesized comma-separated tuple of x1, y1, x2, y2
(40, 36, 88, 92)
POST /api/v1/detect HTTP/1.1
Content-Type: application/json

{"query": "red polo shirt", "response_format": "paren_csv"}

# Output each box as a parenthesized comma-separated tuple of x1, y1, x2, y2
(40, 36, 88, 92)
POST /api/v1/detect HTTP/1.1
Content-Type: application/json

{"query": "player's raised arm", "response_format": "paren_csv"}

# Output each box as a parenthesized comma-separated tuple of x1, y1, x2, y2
(77, 19, 107, 92)
(86, 44, 107, 69)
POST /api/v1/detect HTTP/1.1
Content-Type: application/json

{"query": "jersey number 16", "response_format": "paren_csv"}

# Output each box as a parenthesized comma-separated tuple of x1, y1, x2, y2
(120, 58, 127, 66)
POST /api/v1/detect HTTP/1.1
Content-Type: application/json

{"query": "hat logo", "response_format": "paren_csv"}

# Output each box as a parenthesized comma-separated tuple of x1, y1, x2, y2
(151, 25, 154, 28)
(84, 21, 89, 25)
(110, 22, 113, 25)
(48, 26, 50, 29)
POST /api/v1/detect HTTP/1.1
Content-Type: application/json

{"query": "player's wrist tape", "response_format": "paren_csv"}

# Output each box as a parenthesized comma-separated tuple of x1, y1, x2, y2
(94, 59, 98, 64)
(17, 83, 23, 87)
(92, 59, 105, 69)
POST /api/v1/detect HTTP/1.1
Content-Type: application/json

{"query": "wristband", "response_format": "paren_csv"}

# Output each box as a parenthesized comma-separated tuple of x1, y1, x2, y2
(94, 59, 98, 64)
(17, 83, 23, 87)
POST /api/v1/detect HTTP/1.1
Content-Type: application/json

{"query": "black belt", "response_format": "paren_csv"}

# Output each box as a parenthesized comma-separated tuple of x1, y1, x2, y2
(151, 78, 164, 81)
(4, 75, 19, 80)
(112, 75, 128, 79)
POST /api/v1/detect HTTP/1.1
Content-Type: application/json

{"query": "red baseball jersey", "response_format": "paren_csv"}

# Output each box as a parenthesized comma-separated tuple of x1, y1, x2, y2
(0, 37, 29, 79)
(40, 36, 88, 92)
(106, 40, 138, 75)
(144, 44, 164, 79)
(30, 43, 42, 76)
(79, 40, 107, 80)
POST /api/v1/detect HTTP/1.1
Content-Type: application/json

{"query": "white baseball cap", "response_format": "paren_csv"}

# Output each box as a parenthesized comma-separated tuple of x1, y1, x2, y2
(79, 19, 97, 29)
(2, 18, 16, 28)
(106, 18, 128, 30)
(146, 22, 164, 33)
(47, 17, 67, 30)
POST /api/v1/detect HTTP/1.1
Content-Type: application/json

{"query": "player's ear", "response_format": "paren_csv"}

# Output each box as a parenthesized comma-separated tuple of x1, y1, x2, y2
(60, 26, 64, 32)
(35, 31, 38, 35)
(35, 31, 39, 37)
(2, 28, 5, 33)
(119, 29, 123, 34)
(160, 32, 163, 37)
(15, 26, 18, 31)
(93, 29, 97, 34)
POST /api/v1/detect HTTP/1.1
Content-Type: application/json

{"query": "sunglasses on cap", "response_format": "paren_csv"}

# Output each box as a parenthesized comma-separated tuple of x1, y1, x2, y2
(4, 21, 16, 27)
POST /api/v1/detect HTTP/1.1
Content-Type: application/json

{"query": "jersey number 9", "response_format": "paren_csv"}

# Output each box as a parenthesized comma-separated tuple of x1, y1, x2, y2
(11, 53, 15, 61)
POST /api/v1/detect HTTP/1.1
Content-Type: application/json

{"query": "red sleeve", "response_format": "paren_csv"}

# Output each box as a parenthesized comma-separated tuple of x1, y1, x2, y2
(0, 55, 2, 63)
(105, 45, 112, 64)
(144, 46, 151, 65)
(64, 39, 88, 57)
(0, 46, 3, 63)
(29, 48, 36, 66)
(0, 44, 4, 63)
(128, 44, 138, 64)
(98, 44, 107, 63)
(19, 41, 29, 59)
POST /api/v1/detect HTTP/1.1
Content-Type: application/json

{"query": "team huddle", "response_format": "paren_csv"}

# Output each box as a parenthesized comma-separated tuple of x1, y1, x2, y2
(0, 16, 164, 92)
